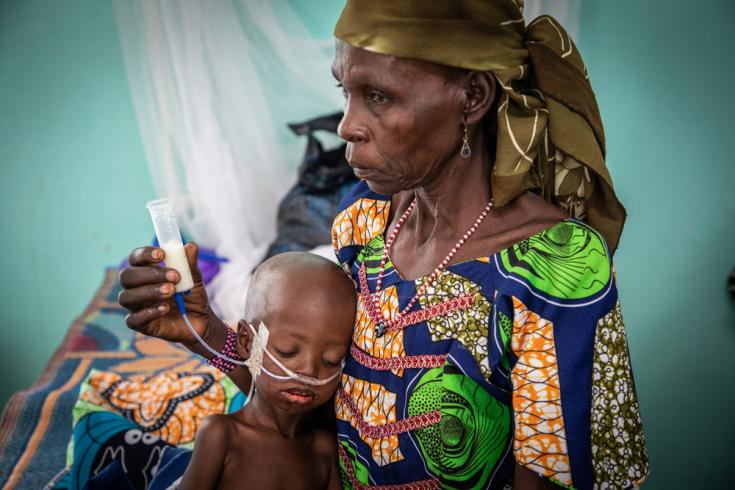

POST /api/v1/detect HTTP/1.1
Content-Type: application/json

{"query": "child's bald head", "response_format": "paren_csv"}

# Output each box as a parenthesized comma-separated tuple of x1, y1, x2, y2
(244, 252, 356, 336)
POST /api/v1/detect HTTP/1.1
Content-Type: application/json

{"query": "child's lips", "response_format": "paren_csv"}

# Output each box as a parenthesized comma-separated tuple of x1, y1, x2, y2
(280, 386, 318, 405)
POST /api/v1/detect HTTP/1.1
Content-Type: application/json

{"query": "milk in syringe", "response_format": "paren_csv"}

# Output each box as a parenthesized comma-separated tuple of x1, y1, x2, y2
(146, 199, 195, 292)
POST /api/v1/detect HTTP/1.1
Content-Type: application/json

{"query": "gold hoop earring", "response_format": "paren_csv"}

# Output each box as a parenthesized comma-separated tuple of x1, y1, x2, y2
(461, 118, 471, 159)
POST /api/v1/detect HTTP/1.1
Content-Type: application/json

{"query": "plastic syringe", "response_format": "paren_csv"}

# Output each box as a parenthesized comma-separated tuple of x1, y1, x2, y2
(146, 198, 195, 292)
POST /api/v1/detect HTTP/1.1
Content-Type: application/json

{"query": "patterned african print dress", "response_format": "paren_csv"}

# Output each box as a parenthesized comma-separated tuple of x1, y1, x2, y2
(332, 182, 648, 490)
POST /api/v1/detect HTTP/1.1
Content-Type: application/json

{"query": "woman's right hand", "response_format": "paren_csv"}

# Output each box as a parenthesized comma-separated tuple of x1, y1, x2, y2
(118, 242, 211, 346)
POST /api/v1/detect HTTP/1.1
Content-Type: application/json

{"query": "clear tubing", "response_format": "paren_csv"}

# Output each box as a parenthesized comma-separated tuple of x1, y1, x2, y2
(261, 349, 344, 386)
(175, 296, 255, 405)
(146, 198, 194, 292)
(174, 294, 343, 390)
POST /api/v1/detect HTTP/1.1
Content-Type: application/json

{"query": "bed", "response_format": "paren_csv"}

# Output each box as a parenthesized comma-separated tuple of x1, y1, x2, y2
(0, 270, 158, 489)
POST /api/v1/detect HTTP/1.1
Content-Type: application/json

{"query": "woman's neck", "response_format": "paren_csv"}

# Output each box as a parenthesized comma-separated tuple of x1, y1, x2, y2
(404, 140, 492, 245)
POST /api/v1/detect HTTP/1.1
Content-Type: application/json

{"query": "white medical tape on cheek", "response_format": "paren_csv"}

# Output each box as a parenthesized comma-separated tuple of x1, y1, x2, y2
(244, 321, 269, 379)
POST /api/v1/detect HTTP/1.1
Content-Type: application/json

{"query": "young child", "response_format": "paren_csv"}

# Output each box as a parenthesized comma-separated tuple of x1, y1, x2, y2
(169, 252, 356, 490)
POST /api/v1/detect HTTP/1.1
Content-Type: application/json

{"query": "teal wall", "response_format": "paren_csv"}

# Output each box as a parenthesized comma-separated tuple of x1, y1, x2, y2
(0, 0, 155, 405)
(579, 2, 735, 488)
(0, 0, 733, 488)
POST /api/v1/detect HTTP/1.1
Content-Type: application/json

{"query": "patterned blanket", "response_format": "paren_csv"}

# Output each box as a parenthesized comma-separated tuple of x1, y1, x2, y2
(0, 270, 242, 489)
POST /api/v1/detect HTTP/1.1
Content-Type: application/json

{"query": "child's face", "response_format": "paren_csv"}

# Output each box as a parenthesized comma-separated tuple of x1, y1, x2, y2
(245, 284, 355, 415)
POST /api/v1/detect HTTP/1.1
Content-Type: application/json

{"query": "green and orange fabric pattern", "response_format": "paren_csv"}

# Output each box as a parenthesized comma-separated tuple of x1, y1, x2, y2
(332, 182, 648, 489)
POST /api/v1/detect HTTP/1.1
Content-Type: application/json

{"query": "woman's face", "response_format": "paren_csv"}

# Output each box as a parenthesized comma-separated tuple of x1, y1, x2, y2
(333, 40, 466, 196)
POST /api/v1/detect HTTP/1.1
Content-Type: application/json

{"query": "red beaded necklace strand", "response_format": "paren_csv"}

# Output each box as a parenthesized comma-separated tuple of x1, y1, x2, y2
(369, 197, 494, 337)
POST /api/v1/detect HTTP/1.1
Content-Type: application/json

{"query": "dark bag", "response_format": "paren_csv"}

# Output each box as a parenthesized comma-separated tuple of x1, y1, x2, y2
(263, 112, 357, 261)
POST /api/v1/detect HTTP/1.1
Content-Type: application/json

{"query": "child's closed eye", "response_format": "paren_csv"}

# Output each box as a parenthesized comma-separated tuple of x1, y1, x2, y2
(323, 356, 345, 368)
(273, 348, 298, 358)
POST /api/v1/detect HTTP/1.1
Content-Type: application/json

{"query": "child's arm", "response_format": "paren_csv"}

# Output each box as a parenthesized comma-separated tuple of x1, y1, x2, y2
(178, 415, 228, 490)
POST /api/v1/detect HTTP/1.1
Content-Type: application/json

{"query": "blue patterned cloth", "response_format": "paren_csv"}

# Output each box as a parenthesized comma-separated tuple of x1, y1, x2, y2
(331, 181, 649, 489)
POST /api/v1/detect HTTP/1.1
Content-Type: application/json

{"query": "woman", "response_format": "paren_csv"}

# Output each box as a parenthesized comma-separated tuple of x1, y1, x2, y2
(119, 1, 648, 488)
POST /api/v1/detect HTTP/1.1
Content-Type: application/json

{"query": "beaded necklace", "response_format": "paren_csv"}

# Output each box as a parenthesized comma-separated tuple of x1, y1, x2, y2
(366, 197, 494, 338)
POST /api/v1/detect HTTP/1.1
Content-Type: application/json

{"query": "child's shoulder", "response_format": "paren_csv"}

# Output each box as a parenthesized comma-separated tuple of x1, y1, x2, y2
(200, 412, 259, 436)
(196, 413, 231, 445)
(187, 414, 232, 472)
(198, 412, 261, 442)
(195, 413, 263, 457)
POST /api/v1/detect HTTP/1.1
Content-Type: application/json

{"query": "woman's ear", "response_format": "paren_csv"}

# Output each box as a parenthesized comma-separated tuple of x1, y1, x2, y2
(236, 319, 254, 359)
(463, 71, 496, 125)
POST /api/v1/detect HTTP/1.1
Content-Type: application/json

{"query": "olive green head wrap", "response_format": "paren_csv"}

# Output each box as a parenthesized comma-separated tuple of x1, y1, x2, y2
(335, 0, 626, 252)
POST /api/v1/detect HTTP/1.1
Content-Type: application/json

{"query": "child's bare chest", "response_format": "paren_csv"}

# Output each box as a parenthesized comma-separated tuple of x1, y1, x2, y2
(218, 434, 329, 490)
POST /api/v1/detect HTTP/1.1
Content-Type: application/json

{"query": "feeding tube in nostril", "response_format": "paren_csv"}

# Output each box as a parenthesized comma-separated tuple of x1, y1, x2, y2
(146, 198, 195, 292)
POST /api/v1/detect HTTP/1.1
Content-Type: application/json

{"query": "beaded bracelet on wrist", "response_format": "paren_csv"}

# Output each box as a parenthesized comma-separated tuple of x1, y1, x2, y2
(206, 327, 243, 373)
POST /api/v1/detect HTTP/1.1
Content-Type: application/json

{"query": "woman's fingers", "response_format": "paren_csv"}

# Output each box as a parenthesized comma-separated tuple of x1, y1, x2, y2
(128, 246, 164, 266)
(119, 244, 211, 343)
(125, 303, 170, 331)
(118, 283, 175, 310)
(119, 265, 180, 289)
(183, 242, 203, 283)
